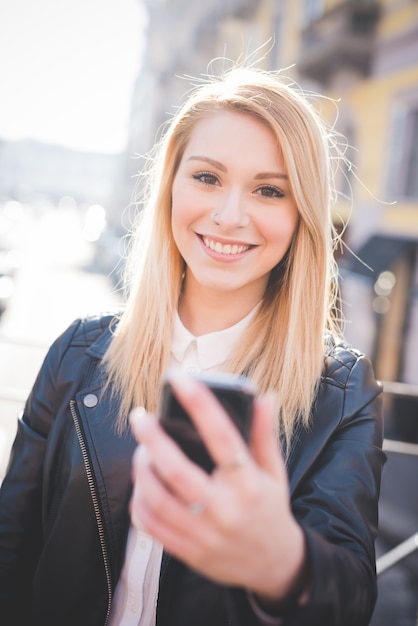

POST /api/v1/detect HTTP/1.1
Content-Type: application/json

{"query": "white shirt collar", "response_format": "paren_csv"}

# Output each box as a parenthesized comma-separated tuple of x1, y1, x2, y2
(171, 304, 260, 372)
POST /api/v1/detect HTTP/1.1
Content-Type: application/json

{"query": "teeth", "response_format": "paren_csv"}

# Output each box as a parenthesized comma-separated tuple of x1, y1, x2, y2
(203, 236, 250, 255)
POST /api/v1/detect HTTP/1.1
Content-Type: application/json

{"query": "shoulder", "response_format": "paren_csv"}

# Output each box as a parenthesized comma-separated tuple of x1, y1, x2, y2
(50, 311, 120, 356)
(37, 312, 121, 385)
(22, 313, 121, 437)
(287, 335, 384, 491)
(320, 333, 383, 417)
(322, 334, 378, 387)
(63, 312, 119, 348)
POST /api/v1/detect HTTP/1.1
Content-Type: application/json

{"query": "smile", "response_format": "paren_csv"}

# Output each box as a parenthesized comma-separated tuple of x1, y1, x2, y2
(202, 236, 251, 255)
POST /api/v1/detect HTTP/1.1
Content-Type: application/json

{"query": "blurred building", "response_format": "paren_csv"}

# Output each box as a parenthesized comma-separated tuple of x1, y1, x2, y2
(0, 138, 120, 208)
(297, 0, 418, 393)
(122, 0, 280, 203)
(125, 0, 418, 390)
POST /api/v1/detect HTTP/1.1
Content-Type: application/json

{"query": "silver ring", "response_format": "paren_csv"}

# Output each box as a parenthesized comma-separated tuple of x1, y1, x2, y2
(188, 501, 205, 516)
(188, 483, 213, 516)
(211, 212, 221, 225)
(218, 450, 250, 472)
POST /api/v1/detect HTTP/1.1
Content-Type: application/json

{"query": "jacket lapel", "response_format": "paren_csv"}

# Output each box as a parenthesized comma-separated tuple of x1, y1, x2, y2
(287, 378, 344, 495)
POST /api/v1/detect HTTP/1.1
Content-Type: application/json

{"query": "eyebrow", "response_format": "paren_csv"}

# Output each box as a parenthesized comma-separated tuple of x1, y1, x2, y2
(187, 155, 227, 172)
(187, 155, 288, 180)
(254, 171, 288, 181)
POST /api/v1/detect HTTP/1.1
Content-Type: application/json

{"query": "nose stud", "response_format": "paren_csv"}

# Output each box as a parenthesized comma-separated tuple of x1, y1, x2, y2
(211, 212, 221, 225)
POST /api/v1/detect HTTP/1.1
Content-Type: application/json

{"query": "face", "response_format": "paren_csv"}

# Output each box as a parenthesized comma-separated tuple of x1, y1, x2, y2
(171, 109, 299, 308)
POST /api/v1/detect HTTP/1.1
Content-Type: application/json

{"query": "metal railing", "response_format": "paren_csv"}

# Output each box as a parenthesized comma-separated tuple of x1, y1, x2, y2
(377, 381, 418, 576)
(376, 533, 418, 575)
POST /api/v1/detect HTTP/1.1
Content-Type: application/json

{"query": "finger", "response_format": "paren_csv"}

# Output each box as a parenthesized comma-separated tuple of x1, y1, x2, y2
(250, 393, 288, 483)
(131, 445, 200, 529)
(131, 493, 212, 567)
(130, 407, 209, 504)
(130, 406, 147, 439)
(168, 372, 251, 468)
(130, 446, 218, 564)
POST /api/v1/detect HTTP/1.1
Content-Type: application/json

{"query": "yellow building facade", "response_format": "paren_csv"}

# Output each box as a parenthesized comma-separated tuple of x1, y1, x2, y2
(272, 0, 418, 385)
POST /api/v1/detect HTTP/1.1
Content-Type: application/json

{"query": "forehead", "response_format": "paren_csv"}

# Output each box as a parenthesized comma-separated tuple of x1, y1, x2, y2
(187, 108, 273, 140)
(182, 109, 283, 164)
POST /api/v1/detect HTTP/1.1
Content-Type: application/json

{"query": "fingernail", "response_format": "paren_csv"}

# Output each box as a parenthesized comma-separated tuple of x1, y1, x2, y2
(264, 391, 279, 410)
(129, 406, 147, 435)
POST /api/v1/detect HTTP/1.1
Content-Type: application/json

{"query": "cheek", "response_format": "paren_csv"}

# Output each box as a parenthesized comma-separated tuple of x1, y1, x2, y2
(283, 212, 299, 243)
(170, 204, 183, 252)
(171, 186, 186, 235)
(261, 208, 299, 246)
(171, 185, 196, 227)
(171, 187, 196, 253)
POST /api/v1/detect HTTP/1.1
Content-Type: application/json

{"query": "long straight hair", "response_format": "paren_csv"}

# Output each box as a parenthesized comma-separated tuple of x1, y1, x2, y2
(103, 66, 342, 448)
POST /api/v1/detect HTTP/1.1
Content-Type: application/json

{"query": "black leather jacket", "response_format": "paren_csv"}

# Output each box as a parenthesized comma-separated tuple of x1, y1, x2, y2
(0, 315, 385, 626)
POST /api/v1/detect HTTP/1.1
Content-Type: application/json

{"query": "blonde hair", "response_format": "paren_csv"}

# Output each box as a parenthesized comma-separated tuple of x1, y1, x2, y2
(103, 66, 342, 448)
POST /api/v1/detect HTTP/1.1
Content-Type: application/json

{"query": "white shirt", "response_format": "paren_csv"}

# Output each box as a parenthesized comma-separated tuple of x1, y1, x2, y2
(108, 307, 258, 626)
(170, 307, 259, 374)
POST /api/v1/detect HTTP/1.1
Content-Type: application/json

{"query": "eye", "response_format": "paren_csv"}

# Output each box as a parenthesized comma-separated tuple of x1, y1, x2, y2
(192, 171, 219, 187)
(255, 185, 285, 199)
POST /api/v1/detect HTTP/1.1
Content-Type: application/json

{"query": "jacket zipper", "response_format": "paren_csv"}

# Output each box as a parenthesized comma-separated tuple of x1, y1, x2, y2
(70, 399, 113, 626)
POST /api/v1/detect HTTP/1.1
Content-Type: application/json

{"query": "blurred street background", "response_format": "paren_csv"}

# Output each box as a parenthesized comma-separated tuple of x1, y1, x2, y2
(0, 0, 417, 623)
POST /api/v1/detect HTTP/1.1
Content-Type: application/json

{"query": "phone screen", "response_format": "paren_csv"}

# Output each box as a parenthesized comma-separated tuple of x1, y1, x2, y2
(159, 372, 255, 473)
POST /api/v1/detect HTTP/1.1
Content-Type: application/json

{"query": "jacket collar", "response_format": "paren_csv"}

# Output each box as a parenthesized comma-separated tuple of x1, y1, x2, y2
(86, 321, 115, 359)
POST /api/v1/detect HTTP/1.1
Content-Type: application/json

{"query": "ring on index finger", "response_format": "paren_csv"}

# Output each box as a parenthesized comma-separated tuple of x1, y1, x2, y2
(218, 450, 251, 473)
(188, 501, 206, 516)
(187, 481, 214, 516)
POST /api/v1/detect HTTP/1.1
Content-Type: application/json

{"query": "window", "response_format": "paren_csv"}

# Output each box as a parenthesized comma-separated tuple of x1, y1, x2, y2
(339, 126, 356, 200)
(302, 0, 324, 26)
(387, 93, 418, 201)
(405, 108, 418, 199)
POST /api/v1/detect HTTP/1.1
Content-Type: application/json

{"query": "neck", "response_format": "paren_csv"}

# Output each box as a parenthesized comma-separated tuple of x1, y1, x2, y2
(178, 277, 263, 336)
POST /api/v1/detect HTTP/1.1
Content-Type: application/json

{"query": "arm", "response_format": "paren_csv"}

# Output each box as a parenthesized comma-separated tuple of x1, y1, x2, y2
(244, 355, 385, 625)
(289, 367, 385, 624)
(0, 320, 80, 623)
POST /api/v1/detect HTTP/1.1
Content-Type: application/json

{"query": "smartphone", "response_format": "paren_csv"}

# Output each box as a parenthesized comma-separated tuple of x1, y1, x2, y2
(159, 371, 256, 473)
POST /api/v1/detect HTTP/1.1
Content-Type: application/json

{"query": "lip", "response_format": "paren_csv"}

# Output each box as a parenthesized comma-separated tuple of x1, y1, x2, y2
(197, 233, 256, 261)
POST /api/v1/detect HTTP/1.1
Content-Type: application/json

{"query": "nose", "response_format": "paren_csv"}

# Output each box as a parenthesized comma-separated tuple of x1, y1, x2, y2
(214, 187, 250, 229)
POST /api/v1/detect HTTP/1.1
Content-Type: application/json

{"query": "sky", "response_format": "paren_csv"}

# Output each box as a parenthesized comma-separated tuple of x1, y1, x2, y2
(0, 0, 146, 154)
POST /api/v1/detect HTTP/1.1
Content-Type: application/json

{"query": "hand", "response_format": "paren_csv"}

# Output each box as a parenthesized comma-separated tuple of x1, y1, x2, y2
(130, 372, 306, 601)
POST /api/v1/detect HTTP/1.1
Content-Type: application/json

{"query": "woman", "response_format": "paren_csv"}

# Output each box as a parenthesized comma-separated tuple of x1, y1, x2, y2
(0, 66, 385, 626)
